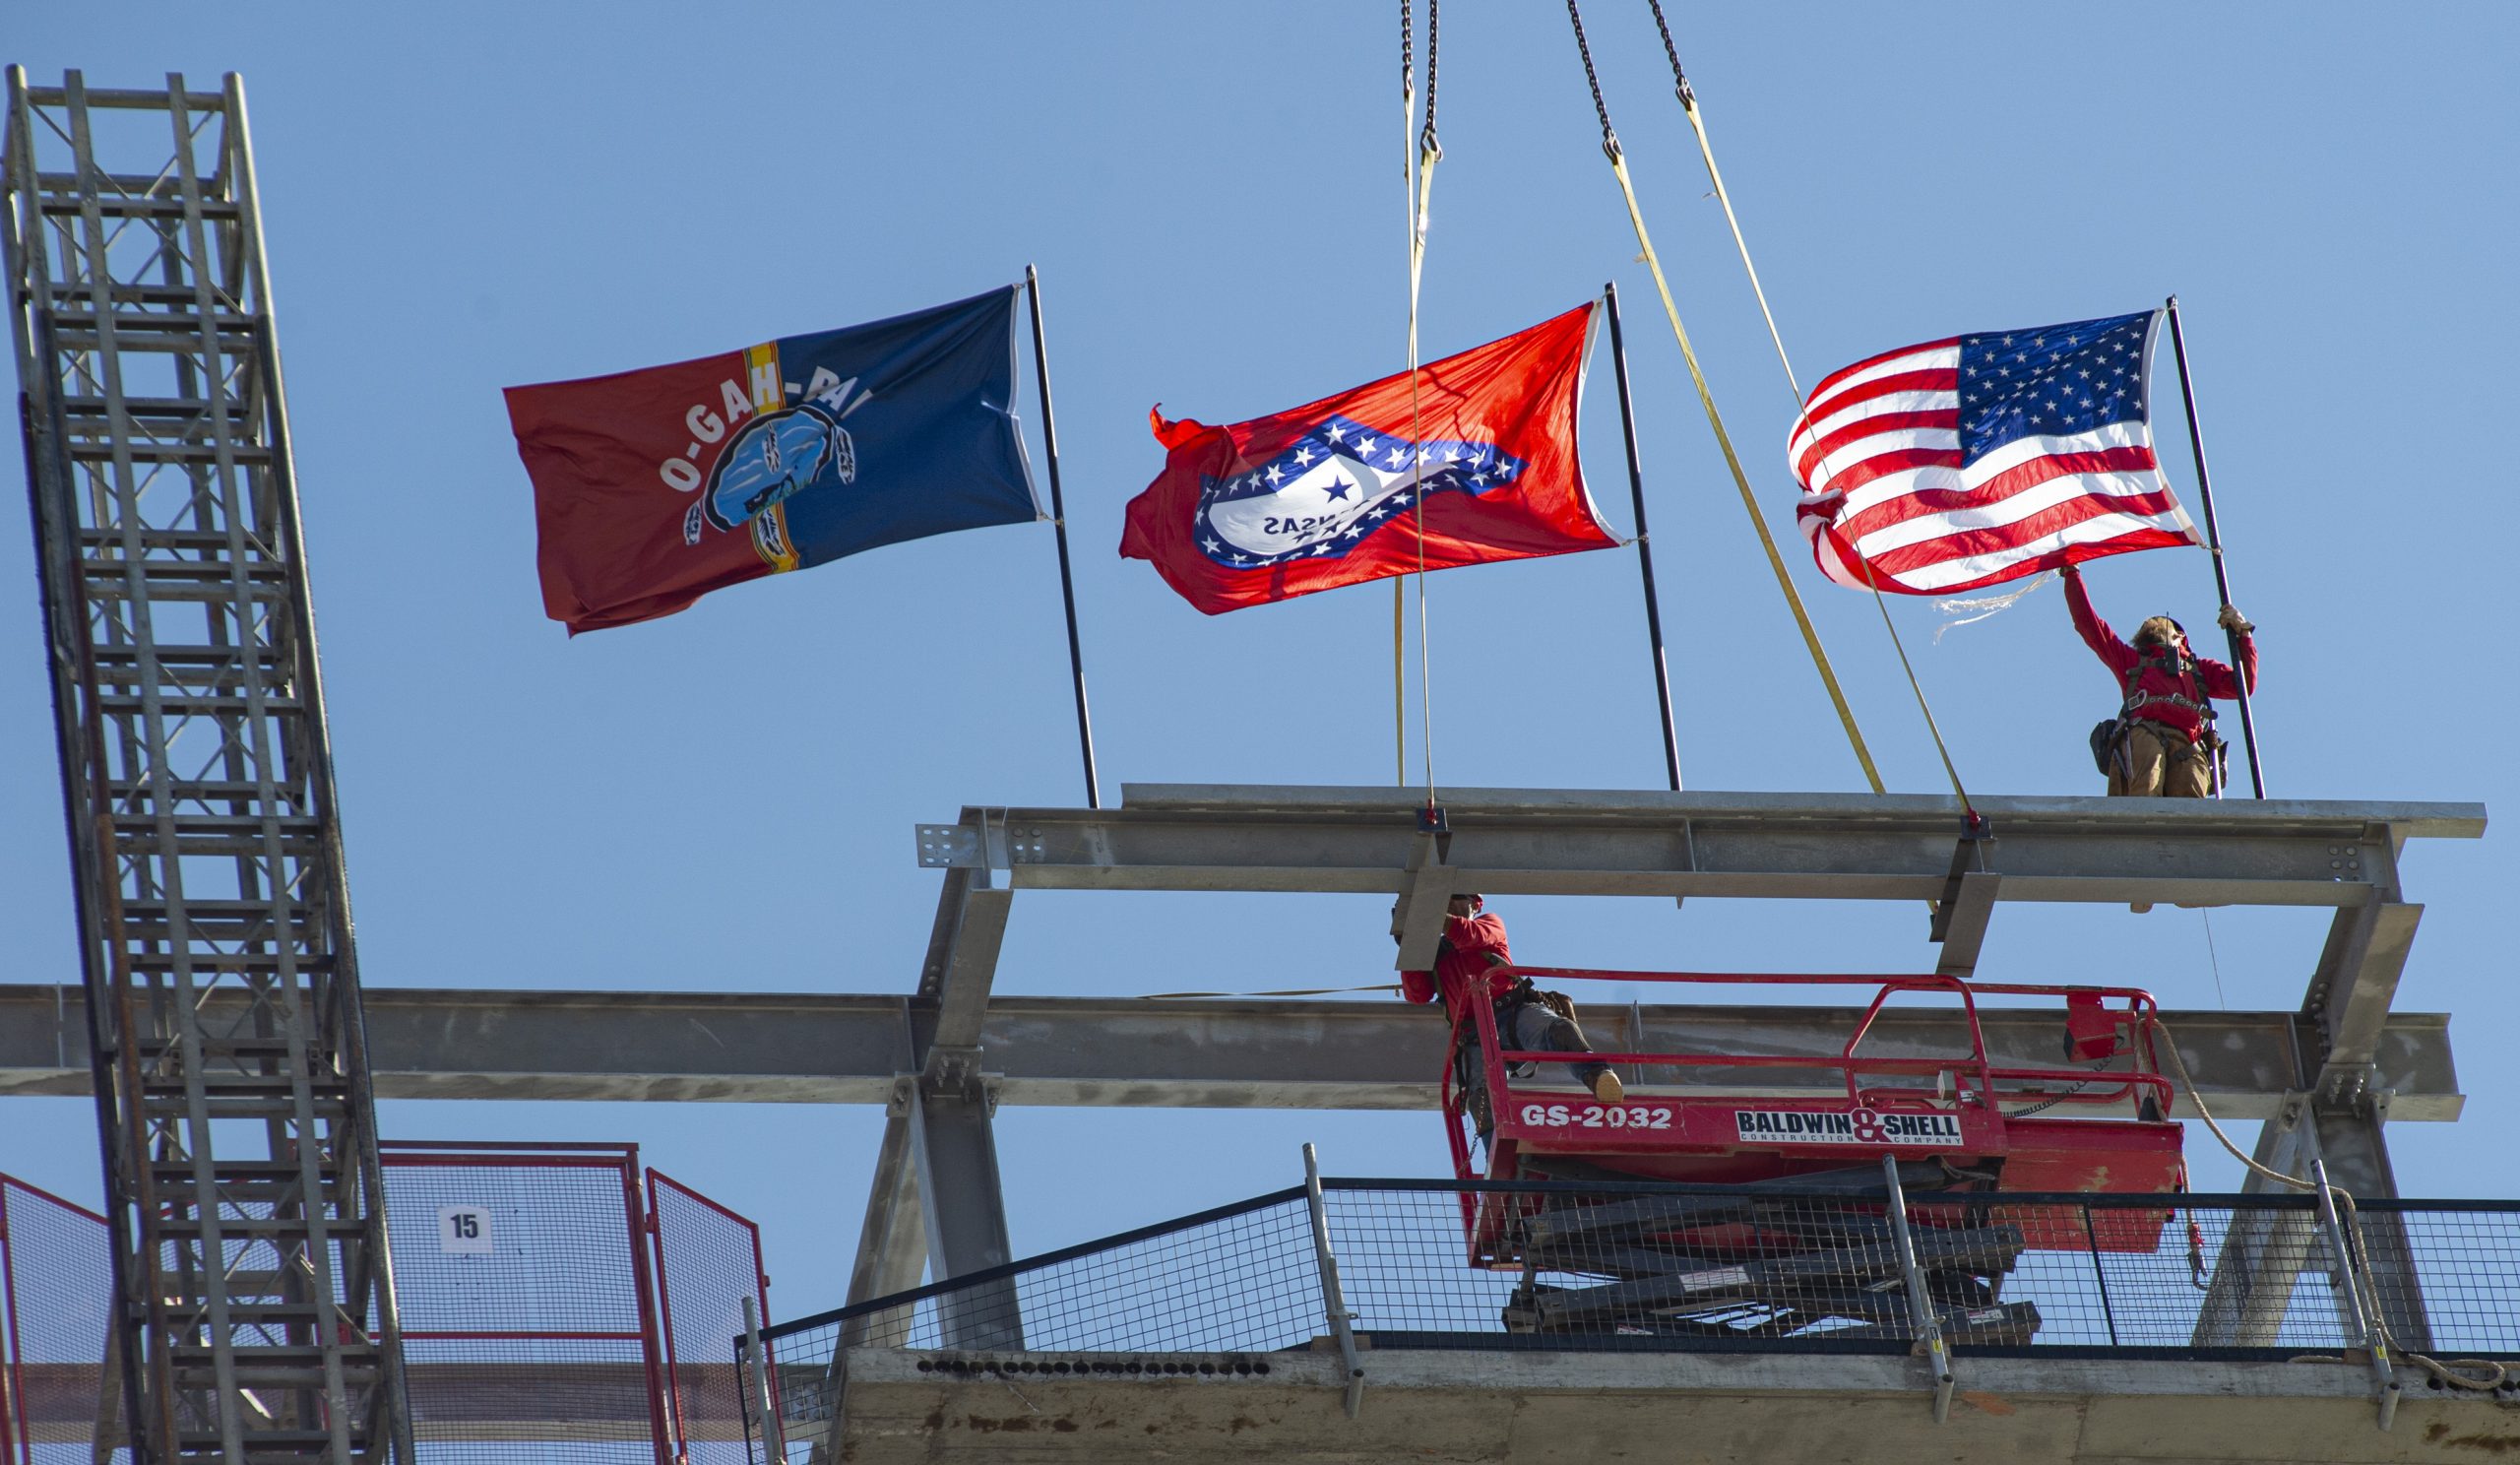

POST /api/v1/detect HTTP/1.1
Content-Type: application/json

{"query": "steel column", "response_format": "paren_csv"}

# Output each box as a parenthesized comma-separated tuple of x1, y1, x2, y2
(858, 814, 1022, 1349)
(908, 1079, 1021, 1350)
(2311, 1102, 2432, 1352)
(2192, 1100, 2324, 1348)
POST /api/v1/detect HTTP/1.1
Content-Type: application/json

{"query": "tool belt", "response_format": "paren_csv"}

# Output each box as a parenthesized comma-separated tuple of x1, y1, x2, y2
(1519, 981, 1580, 1024)
(1446, 978, 1577, 1057)
(2094, 644, 2220, 777)
(2089, 717, 2230, 790)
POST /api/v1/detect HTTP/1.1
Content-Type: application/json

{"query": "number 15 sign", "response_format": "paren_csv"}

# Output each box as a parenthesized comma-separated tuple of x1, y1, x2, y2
(438, 1204, 493, 1255)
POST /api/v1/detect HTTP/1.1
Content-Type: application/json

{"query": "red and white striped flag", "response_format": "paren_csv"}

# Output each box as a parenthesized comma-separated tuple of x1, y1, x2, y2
(1787, 310, 2201, 595)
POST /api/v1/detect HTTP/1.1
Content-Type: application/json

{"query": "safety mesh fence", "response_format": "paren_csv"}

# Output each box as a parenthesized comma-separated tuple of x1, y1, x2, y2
(0, 1178, 129, 1465)
(379, 1147, 664, 1463)
(745, 1188, 1322, 1445)
(649, 1171, 771, 1465)
(3, 1154, 773, 1463)
(1319, 1184, 2520, 1357)
(746, 1178, 2520, 1452)
(1323, 1182, 2300, 1352)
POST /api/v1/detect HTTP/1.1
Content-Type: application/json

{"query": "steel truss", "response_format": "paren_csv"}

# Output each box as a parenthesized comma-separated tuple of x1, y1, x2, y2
(4, 70, 410, 1462)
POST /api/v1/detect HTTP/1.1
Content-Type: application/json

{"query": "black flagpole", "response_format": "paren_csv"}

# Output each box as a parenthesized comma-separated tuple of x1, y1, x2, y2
(2162, 295, 2263, 798)
(1604, 282, 1682, 791)
(1024, 264, 1102, 809)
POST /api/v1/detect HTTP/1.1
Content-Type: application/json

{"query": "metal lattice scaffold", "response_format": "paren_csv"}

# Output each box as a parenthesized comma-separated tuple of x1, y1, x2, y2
(3, 69, 410, 1462)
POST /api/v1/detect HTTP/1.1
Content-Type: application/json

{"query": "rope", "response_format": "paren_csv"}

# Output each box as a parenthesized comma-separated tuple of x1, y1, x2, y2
(1860, 562, 1975, 812)
(2154, 1019, 2507, 1391)
(1561, 0, 1884, 796)
(1632, 2, 1979, 811)
(2200, 909, 2230, 1010)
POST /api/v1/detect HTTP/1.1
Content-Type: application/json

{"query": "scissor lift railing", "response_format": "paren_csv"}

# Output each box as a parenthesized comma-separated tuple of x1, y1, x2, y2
(1444, 968, 2186, 1208)
(3, 70, 410, 1461)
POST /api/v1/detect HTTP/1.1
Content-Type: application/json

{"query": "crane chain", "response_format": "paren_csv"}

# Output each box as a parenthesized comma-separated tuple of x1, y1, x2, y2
(1562, 0, 1620, 160)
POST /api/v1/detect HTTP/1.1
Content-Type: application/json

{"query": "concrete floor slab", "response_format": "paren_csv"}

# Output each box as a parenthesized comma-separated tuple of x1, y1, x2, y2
(811, 1347, 2520, 1464)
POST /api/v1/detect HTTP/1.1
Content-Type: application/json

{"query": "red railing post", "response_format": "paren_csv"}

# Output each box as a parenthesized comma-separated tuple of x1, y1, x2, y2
(644, 1168, 690, 1465)
(619, 1148, 674, 1465)
(0, 1180, 23, 1465)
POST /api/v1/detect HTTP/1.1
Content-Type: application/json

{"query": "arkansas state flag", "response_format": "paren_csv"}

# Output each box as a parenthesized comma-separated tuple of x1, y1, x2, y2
(507, 287, 1040, 633)
(1120, 301, 1618, 613)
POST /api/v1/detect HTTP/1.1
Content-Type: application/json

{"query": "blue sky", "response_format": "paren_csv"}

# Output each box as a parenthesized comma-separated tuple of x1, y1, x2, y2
(6, 4, 2513, 1317)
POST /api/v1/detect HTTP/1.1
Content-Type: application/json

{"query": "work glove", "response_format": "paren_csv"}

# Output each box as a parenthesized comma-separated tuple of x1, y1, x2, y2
(2216, 604, 2253, 635)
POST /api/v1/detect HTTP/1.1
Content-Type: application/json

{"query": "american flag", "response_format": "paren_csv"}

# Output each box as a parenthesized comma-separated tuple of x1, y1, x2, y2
(1787, 309, 2201, 595)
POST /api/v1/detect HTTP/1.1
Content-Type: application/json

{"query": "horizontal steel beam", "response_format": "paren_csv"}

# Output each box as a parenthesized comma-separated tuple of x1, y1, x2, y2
(0, 985, 2461, 1121)
(910, 786, 2485, 906)
(8, 1362, 737, 1442)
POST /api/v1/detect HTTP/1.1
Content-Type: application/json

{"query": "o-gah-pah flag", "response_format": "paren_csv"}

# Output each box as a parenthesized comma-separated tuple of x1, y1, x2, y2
(507, 287, 1040, 633)
(1120, 301, 1618, 614)
(1787, 309, 2202, 595)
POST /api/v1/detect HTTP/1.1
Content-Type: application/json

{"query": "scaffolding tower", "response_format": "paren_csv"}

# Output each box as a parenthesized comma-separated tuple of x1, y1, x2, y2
(4, 69, 410, 1463)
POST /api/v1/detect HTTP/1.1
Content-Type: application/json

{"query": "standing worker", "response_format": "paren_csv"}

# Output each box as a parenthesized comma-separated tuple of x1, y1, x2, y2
(1399, 894, 1621, 1139)
(2063, 562, 2257, 798)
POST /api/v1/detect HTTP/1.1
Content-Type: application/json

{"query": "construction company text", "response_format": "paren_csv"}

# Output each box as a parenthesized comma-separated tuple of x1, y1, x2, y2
(1732, 1109, 1963, 1145)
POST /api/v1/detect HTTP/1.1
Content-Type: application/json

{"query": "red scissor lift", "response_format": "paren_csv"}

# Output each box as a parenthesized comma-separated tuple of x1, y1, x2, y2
(1443, 968, 2188, 1343)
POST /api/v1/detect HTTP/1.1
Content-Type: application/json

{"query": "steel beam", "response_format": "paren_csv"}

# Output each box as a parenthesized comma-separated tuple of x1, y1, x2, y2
(2304, 900, 2426, 1083)
(1389, 830, 1457, 973)
(1931, 872, 2002, 979)
(912, 787, 2483, 908)
(0, 986, 2462, 1120)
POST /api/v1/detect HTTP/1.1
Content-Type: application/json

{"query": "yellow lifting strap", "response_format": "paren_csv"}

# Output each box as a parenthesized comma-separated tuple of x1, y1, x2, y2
(1403, 138, 1439, 797)
(1395, 0, 1442, 796)
(1602, 151, 1886, 796)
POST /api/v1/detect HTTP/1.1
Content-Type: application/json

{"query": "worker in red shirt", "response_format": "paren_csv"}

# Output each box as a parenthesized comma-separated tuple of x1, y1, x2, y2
(1401, 893, 1621, 1136)
(2063, 563, 2257, 799)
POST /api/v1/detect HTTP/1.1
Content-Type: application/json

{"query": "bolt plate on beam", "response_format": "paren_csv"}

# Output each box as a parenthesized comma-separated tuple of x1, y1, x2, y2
(918, 824, 982, 868)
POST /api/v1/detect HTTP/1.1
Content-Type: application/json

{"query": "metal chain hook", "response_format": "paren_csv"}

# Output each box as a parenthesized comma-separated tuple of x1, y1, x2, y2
(1563, 0, 1622, 161)
(1401, 0, 1413, 104)
(1418, 0, 1444, 159)
(1646, 0, 1697, 109)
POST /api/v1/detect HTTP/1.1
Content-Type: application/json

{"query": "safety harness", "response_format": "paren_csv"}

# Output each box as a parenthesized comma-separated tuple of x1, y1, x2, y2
(2090, 640, 2227, 789)
(2119, 642, 2215, 724)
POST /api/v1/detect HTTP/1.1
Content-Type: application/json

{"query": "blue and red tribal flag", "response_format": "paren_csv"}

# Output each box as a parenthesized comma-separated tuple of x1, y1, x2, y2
(507, 287, 1040, 633)
(1120, 302, 1618, 614)
(1787, 309, 2202, 596)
